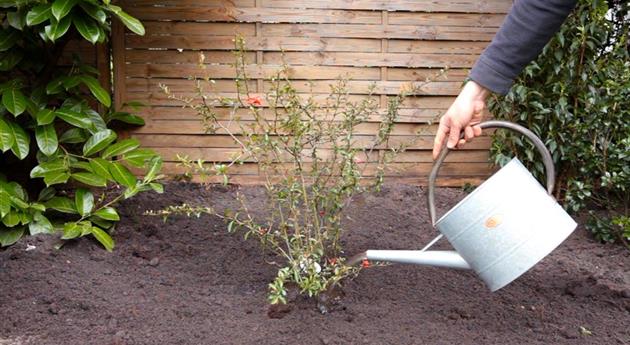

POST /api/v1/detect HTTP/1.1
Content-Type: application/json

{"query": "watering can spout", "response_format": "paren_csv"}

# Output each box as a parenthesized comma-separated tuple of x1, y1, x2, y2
(364, 250, 471, 270)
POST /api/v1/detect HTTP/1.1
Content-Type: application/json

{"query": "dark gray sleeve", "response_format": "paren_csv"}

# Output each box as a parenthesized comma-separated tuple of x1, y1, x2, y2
(469, 0, 578, 94)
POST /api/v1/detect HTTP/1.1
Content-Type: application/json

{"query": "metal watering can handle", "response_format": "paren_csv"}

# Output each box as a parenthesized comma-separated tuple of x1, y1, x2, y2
(427, 120, 556, 228)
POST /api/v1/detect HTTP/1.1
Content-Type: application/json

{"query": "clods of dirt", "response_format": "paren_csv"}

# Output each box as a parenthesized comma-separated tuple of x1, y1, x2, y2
(0, 183, 628, 345)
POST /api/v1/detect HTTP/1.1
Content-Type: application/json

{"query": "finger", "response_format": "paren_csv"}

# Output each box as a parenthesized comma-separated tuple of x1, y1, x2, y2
(457, 138, 466, 148)
(473, 125, 482, 137)
(433, 117, 450, 159)
(446, 120, 462, 149)
(464, 126, 474, 141)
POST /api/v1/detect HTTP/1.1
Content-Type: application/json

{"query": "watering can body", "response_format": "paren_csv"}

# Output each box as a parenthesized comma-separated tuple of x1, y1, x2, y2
(363, 121, 577, 292)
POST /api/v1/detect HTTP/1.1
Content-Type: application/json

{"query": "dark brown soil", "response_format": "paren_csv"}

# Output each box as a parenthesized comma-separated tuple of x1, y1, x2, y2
(1, 183, 628, 345)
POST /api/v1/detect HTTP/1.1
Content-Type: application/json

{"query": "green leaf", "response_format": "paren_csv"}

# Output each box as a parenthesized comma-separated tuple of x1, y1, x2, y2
(30, 160, 67, 178)
(28, 212, 53, 235)
(26, 4, 52, 26)
(109, 6, 145, 36)
(38, 186, 56, 202)
(35, 124, 58, 156)
(89, 216, 112, 229)
(79, 3, 106, 24)
(144, 156, 162, 182)
(45, 196, 76, 214)
(123, 148, 156, 167)
(149, 183, 164, 194)
(0, 192, 10, 218)
(109, 112, 145, 125)
(2, 211, 21, 227)
(36, 108, 56, 125)
(59, 128, 88, 143)
(0, 49, 23, 71)
(62, 222, 81, 239)
(84, 108, 107, 133)
(43, 171, 70, 186)
(91, 226, 114, 252)
(46, 76, 65, 95)
(101, 139, 139, 159)
(75, 188, 93, 216)
(89, 158, 113, 180)
(72, 172, 107, 187)
(7, 11, 26, 30)
(83, 129, 116, 156)
(109, 162, 136, 188)
(0, 226, 24, 247)
(52, 0, 78, 21)
(70, 161, 92, 171)
(3, 88, 27, 116)
(0, 117, 15, 152)
(80, 75, 111, 107)
(8, 121, 29, 160)
(0, 29, 19, 52)
(45, 16, 72, 42)
(55, 108, 93, 129)
(94, 207, 119, 221)
(29, 202, 46, 212)
(73, 14, 100, 44)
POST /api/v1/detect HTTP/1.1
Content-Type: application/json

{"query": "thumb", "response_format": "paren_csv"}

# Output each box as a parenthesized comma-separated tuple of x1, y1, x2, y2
(446, 121, 462, 149)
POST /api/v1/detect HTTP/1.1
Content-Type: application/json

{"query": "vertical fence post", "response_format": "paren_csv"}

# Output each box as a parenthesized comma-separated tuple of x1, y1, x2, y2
(111, 15, 128, 138)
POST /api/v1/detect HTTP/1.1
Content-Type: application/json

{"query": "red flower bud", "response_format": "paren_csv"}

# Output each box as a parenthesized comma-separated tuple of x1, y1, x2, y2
(246, 96, 263, 106)
(361, 259, 370, 268)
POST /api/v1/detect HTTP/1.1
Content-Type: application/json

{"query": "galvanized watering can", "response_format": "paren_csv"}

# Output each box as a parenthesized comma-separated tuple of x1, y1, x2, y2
(354, 120, 577, 291)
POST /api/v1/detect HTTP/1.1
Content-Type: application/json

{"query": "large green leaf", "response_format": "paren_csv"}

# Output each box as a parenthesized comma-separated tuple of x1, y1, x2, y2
(0, 226, 24, 247)
(80, 75, 111, 107)
(52, 0, 78, 21)
(122, 148, 156, 167)
(144, 156, 163, 182)
(43, 171, 70, 186)
(45, 16, 71, 42)
(91, 226, 114, 252)
(35, 124, 58, 156)
(109, 162, 136, 188)
(94, 207, 119, 221)
(72, 172, 107, 187)
(2, 88, 27, 116)
(26, 4, 52, 26)
(55, 108, 93, 129)
(73, 14, 100, 44)
(7, 10, 26, 30)
(0, 29, 19, 52)
(75, 188, 93, 216)
(36, 108, 56, 125)
(0, 192, 9, 218)
(89, 158, 113, 180)
(101, 138, 139, 159)
(79, 2, 106, 24)
(2, 212, 21, 227)
(8, 121, 29, 160)
(84, 108, 107, 133)
(28, 212, 54, 235)
(62, 222, 81, 239)
(45, 196, 77, 214)
(83, 129, 116, 156)
(59, 128, 88, 143)
(0, 117, 14, 152)
(108, 5, 145, 36)
(108, 112, 145, 125)
(30, 159, 67, 178)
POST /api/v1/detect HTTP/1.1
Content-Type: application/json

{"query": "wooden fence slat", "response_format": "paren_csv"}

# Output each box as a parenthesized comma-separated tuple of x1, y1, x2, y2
(125, 64, 383, 80)
(126, 36, 383, 52)
(260, 0, 512, 13)
(388, 12, 505, 27)
(259, 23, 498, 41)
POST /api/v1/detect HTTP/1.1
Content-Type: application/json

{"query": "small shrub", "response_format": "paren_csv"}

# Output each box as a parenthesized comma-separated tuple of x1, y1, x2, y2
(488, 0, 629, 248)
(0, 1, 163, 250)
(150, 37, 443, 303)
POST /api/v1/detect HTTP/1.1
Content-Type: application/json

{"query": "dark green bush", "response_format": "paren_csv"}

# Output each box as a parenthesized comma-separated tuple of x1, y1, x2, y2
(489, 0, 629, 247)
(0, 1, 162, 250)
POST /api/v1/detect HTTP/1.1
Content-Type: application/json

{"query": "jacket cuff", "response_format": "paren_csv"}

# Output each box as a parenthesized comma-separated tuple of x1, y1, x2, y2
(469, 56, 514, 95)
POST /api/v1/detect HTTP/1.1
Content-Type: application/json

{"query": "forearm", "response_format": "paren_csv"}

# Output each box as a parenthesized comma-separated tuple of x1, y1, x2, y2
(470, 0, 578, 94)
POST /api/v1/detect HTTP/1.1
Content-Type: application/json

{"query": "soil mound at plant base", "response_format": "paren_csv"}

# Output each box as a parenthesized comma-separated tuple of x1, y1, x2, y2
(0, 183, 628, 345)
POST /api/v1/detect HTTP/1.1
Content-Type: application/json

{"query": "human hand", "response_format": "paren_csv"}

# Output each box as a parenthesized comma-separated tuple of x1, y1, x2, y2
(432, 80, 490, 159)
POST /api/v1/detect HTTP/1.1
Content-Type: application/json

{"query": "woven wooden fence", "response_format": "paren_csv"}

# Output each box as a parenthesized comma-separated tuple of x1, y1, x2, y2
(115, 0, 512, 185)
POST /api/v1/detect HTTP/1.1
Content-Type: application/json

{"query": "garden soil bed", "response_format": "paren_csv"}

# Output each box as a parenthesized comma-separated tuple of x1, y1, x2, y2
(1, 183, 628, 345)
